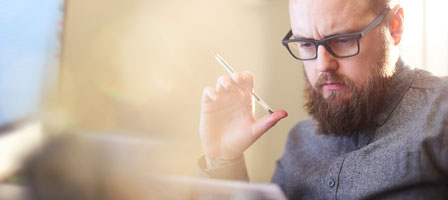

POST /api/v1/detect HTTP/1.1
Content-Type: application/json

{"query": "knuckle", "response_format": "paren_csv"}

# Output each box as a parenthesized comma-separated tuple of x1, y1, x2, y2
(242, 71, 254, 81)
(203, 87, 213, 95)
(231, 72, 243, 82)
(219, 76, 232, 87)
(202, 88, 210, 97)
(203, 86, 210, 92)
(218, 75, 229, 81)
(242, 71, 254, 76)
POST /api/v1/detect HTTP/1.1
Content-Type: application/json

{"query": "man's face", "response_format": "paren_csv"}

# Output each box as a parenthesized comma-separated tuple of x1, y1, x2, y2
(289, 0, 395, 134)
(290, 0, 391, 100)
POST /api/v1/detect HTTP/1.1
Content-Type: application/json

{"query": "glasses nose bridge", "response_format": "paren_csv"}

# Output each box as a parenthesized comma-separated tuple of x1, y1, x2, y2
(315, 40, 334, 56)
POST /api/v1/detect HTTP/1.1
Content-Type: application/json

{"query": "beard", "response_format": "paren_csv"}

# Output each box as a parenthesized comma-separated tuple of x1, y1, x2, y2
(304, 48, 393, 136)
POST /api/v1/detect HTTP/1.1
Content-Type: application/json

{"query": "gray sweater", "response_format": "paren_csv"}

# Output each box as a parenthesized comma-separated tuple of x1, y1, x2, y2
(199, 59, 448, 199)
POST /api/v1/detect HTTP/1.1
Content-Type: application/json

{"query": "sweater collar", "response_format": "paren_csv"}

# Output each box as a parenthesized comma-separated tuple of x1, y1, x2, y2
(374, 57, 416, 127)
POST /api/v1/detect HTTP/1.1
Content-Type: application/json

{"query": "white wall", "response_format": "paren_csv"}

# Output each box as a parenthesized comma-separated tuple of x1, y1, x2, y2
(400, 0, 448, 76)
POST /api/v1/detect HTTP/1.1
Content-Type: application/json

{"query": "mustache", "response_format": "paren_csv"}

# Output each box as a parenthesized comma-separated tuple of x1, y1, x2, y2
(314, 73, 355, 89)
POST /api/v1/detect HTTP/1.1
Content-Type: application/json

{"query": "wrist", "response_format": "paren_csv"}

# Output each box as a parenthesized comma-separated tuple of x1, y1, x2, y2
(205, 155, 244, 169)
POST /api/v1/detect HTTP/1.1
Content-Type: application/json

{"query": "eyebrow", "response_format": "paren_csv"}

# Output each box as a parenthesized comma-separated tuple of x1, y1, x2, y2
(293, 27, 364, 40)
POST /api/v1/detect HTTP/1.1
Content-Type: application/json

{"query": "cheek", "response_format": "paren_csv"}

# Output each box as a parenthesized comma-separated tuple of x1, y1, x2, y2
(304, 64, 318, 87)
(338, 60, 372, 88)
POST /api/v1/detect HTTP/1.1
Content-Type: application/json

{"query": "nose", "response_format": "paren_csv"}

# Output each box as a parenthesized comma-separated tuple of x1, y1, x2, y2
(316, 45, 338, 73)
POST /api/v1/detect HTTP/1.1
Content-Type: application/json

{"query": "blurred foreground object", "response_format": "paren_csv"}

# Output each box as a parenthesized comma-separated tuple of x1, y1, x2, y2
(0, 120, 43, 200)
(0, 120, 44, 182)
(0, 0, 66, 192)
(0, 184, 31, 200)
(24, 133, 286, 200)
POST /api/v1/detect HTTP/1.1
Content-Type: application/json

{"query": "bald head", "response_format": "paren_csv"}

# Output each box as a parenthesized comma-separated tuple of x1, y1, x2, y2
(367, 0, 401, 13)
(289, 0, 376, 40)
(289, 0, 400, 16)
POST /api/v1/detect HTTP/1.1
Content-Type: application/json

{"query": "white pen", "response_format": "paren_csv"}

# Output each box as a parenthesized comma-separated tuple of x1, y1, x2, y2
(213, 52, 274, 115)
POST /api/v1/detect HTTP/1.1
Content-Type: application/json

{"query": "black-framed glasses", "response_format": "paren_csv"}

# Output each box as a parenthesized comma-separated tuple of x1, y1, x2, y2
(282, 8, 390, 60)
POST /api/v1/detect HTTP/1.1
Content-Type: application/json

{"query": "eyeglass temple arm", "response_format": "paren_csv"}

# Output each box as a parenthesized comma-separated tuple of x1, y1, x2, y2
(282, 29, 293, 41)
(360, 8, 391, 36)
(282, 8, 390, 41)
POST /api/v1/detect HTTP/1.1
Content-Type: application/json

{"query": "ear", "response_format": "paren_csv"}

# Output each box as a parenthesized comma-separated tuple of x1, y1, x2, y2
(389, 6, 404, 46)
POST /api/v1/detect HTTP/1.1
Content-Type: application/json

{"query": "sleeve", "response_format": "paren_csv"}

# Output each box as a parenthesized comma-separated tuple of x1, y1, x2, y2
(197, 155, 249, 181)
(421, 103, 448, 177)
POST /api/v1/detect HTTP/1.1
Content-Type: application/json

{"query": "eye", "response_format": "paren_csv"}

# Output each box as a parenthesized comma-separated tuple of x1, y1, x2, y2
(332, 37, 356, 45)
(336, 38, 350, 43)
(299, 42, 314, 48)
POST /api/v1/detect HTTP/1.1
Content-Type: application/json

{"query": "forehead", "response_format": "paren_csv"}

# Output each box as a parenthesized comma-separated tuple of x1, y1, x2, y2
(289, 0, 376, 39)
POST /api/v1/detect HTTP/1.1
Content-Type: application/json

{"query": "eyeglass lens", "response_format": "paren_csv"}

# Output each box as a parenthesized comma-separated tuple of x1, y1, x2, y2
(287, 36, 359, 59)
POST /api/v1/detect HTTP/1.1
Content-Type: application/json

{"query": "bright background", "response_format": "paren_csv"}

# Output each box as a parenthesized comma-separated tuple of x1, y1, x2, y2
(50, 0, 448, 182)
(0, 0, 63, 126)
(400, 0, 448, 76)
(57, 0, 305, 182)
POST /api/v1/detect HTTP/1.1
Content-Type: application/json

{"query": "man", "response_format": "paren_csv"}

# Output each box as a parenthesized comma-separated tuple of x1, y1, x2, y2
(199, 0, 448, 199)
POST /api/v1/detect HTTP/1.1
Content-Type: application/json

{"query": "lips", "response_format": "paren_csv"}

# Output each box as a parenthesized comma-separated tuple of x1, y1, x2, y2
(315, 73, 348, 91)
(322, 82, 345, 90)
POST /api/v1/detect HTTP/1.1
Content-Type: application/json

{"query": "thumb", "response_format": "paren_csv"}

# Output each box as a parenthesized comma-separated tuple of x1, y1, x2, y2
(251, 110, 288, 139)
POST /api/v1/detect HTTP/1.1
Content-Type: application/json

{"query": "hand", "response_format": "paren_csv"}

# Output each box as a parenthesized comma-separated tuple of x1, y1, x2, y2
(199, 71, 288, 160)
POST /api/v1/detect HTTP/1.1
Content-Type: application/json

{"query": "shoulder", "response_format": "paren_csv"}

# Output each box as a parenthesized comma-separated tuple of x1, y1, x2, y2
(410, 68, 448, 90)
(430, 100, 448, 135)
(404, 68, 448, 113)
(404, 68, 448, 137)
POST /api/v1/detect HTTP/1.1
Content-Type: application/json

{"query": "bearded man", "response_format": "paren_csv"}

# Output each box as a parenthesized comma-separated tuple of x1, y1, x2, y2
(198, 0, 448, 199)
